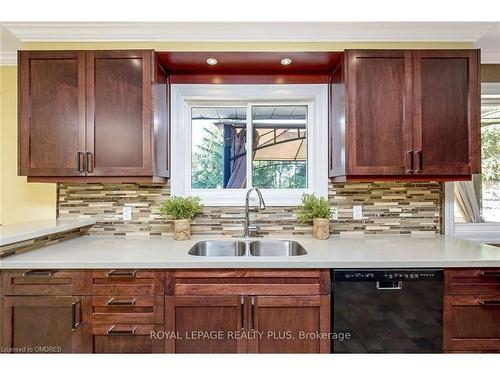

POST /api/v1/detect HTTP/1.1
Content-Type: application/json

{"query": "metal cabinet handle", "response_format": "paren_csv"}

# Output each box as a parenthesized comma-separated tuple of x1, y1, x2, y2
(479, 300, 500, 306)
(240, 296, 245, 330)
(107, 325, 137, 336)
(251, 297, 256, 330)
(107, 270, 137, 278)
(23, 270, 57, 277)
(415, 151, 423, 173)
(86, 152, 94, 173)
(406, 151, 414, 174)
(106, 298, 137, 306)
(376, 281, 403, 290)
(77, 152, 85, 173)
(71, 300, 81, 331)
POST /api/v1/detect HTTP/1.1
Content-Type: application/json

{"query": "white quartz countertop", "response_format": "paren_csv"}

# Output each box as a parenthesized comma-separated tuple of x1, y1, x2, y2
(0, 234, 499, 269)
(0, 218, 97, 246)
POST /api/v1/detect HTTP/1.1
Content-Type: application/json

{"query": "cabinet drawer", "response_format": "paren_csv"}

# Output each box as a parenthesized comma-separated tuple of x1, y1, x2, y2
(444, 295, 500, 352)
(445, 268, 500, 294)
(82, 296, 163, 324)
(84, 324, 164, 353)
(166, 269, 330, 296)
(84, 270, 164, 295)
(1, 270, 83, 296)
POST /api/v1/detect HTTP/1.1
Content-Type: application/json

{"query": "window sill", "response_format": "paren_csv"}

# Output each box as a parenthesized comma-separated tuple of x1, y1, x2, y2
(453, 222, 500, 244)
(174, 189, 320, 207)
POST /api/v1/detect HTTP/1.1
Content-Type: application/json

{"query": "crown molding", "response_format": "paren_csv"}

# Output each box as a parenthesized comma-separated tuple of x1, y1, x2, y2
(0, 51, 17, 66)
(2, 22, 496, 43)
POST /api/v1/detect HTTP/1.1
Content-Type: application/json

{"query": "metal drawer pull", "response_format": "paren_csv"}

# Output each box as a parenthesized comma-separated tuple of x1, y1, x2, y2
(23, 270, 57, 277)
(106, 298, 137, 306)
(86, 152, 94, 173)
(76, 152, 85, 173)
(479, 271, 500, 278)
(480, 300, 500, 306)
(240, 296, 245, 330)
(107, 270, 137, 278)
(415, 150, 423, 173)
(106, 325, 137, 336)
(406, 150, 414, 174)
(251, 297, 256, 330)
(71, 300, 81, 331)
(376, 281, 403, 290)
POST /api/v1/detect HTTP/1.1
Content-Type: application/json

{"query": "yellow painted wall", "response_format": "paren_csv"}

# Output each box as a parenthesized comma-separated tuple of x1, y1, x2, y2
(0, 41, 473, 225)
(0, 66, 56, 224)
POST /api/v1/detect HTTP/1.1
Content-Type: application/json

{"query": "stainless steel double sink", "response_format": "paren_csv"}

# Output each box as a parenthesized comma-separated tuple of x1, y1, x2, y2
(188, 240, 307, 257)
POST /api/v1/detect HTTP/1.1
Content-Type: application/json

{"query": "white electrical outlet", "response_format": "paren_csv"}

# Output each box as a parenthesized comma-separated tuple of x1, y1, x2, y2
(352, 205, 363, 220)
(123, 206, 132, 221)
(331, 207, 338, 220)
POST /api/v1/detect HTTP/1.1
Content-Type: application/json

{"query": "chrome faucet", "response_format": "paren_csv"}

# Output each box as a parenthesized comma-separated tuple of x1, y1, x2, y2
(243, 188, 266, 237)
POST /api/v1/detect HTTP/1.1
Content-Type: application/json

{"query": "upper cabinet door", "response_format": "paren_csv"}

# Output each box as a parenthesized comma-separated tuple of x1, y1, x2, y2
(86, 50, 153, 176)
(346, 50, 413, 175)
(18, 51, 86, 176)
(413, 50, 480, 175)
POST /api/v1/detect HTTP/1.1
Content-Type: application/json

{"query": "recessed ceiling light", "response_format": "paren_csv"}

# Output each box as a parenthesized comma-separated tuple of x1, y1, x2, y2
(280, 58, 292, 66)
(206, 58, 218, 65)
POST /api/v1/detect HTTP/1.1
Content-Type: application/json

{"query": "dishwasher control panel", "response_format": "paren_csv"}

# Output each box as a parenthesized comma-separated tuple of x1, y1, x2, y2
(333, 269, 444, 282)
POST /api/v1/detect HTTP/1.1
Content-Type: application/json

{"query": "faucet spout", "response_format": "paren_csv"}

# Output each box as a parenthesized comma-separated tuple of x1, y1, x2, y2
(244, 188, 266, 238)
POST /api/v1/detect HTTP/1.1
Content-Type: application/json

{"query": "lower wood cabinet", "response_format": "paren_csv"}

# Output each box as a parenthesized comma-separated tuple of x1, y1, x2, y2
(165, 295, 246, 353)
(1, 296, 83, 353)
(5, 267, 500, 354)
(164, 294, 331, 354)
(444, 295, 500, 352)
(248, 295, 330, 353)
(443, 268, 500, 353)
(83, 324, 164, 354)
(0, 268, 327, 354)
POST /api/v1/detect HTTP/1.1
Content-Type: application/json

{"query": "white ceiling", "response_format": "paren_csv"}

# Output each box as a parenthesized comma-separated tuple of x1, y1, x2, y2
(1, 22, 500, 64)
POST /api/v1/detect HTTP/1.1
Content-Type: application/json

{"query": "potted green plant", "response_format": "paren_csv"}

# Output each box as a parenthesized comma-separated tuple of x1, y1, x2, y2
(296, 193, 332, 240)
(159, 196, 203, 240)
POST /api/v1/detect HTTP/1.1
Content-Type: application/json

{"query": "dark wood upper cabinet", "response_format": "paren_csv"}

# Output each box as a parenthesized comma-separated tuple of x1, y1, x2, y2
(18, 50, 170, 183)
(413, 50, 480, 175)
(330, 49, 480, 181)
(86, 50, 152, 176)
(18, 51, 86, 176)
(345, 50, 413, 176)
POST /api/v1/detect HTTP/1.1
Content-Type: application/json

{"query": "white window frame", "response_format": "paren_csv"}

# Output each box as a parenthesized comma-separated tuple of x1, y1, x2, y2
(171, 84, 328, 206)
(444, 182, 500, 243)
(444, 82, 500, 243)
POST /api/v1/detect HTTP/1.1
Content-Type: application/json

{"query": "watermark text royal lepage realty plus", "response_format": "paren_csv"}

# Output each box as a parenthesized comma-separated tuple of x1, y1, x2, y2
(150, 330, 351, 341)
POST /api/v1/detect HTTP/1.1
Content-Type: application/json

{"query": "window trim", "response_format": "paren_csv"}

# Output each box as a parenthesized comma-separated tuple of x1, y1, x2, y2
(445, 182, 500, 243)
(444, 82, 500, 243)
(170, 84, 328, 206)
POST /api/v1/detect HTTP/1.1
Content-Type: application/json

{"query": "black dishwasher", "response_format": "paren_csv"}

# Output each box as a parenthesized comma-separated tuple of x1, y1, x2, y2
(332, 269, 443, 353)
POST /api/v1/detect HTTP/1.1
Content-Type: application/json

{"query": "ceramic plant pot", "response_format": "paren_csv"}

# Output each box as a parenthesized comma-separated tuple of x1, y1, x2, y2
(173, 219, 191, 241)
(312, 218, 330, 240)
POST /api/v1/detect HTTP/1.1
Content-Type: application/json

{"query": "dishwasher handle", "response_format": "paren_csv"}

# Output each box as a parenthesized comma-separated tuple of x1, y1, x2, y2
(376, 281, 403, 290)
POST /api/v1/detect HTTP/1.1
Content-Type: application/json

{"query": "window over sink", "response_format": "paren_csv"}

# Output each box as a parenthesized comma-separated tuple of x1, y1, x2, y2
(171, 85, 328, 205)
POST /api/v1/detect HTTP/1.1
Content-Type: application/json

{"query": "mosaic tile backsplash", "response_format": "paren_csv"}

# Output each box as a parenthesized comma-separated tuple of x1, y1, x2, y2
(57, 182, 442, 237)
